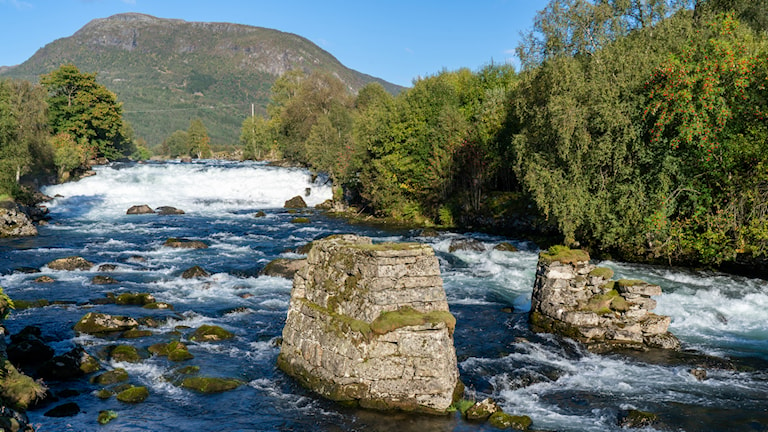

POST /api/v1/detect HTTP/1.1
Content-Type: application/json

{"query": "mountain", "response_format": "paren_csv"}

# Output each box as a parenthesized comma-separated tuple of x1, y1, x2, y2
(0, 13, 403, 147)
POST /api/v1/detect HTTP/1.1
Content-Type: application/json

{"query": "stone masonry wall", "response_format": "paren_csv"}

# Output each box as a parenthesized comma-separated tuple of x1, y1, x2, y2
(530, 247, 680, 352)
(278, 234, 461, 414)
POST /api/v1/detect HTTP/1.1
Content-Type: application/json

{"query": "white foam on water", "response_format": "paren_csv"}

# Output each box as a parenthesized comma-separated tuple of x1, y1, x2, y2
(42, 161, 333, 220)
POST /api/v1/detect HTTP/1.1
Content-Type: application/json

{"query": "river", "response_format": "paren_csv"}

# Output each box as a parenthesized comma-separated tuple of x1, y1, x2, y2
(0, 161, 766, 432)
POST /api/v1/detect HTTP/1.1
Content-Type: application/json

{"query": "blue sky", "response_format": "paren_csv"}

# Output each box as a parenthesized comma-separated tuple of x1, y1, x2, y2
(0, 0, 548, 87)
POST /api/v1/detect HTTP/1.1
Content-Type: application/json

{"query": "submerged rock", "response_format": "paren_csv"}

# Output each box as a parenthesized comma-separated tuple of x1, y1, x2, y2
(8, 326, 55, 365)
(487, 411, 532, 430)
(180, 377, 242, 393)
(115, 292, 156, 306)
(34, 275, 54, 283)
(92, 275, 118, 285)
(98, 410, 118, 425)
(449, 238, 485, 253)
(618, 409, 659, 428)
(92, 368, 129, 385)
(44, 402, 80, 417)
(108, 345, 142, 363)
(47, 256, 94, 271)
(38, 347, 101, 380)
(278, 234, 461, 414)
(530, 246, 680, 353)
(189, 325, 234, 342)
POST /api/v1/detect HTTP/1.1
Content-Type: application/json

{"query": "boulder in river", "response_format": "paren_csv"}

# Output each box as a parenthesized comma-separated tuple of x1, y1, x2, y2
(38, 346, 101, 380)
(47, 256, 94, 271)
(530, 246, 680, 352)
(156, 206, 185, 215)
(74, 312, 139, 335)
(0, 201, 37, 238)
(116, 386, 149, 403)
(449, 237, 486, 253)
(126, 204, 155, 215)
(92, 275, 118, 285)
(283, 195, 307, 209)
(7, 326, 55, 365)
(163, 238, 208, 249)
(278, 234, 461, 414)
(181, 265, 209, 279)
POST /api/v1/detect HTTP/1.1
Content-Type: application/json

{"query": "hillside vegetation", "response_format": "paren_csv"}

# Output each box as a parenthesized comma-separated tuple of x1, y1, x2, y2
(0, 13, 401, 148)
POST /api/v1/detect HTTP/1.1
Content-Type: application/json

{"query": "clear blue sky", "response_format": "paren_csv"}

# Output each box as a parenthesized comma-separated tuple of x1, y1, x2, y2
(0, 0, 548, 87)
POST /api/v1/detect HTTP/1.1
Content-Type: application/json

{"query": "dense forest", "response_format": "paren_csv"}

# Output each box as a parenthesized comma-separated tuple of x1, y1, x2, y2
(240, 0, 768, 266)
(1, 0, 766, 269)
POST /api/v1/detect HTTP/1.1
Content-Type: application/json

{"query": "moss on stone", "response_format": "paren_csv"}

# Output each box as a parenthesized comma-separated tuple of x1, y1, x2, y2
(189, 325, 234, 342)
(617, 279, 645, 287)
(299, 298, 373, 341)
(116, 386, 149, 403)
(109, 345, 142, 363)
(175, 366, 200, 375)
(540, 245, 590, 264)
(12, 299, 50, 310)
(290, 217, 311, 224)
(370, 306, 456, 336)
(180, 377, 242, 393)
(143, 302, 173, 310)
(73, 312, 138, 335)
(488, 411, 532, 430)
(619, 409, 659, 428)
(92, 368, 129, 385)
(588, 267, 614, 279)
(95, 389, 113, 399)
(121, 329, 153, 339)
(584, 290, 628, 314)
(97, 410, 118, 425)
(116, 292, 156, 306)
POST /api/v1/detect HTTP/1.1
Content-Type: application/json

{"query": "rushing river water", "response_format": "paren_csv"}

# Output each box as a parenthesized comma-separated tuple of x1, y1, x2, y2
(0, 161, 766, 432)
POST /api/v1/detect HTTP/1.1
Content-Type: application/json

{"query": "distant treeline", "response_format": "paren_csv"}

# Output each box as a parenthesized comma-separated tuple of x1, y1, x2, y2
(241, 0, 768, 266)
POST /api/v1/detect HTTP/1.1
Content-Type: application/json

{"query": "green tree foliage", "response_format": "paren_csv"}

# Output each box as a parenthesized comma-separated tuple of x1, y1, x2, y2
(40, 64, 130, 161)
(240, 115, 275, 160)
(187, 118, 212, 159)
(50, 132, 89, 181)
(163, 130, 190, 158)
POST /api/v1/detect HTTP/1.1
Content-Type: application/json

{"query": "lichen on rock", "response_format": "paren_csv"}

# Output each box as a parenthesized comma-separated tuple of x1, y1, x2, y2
(278, 234, 461, 414)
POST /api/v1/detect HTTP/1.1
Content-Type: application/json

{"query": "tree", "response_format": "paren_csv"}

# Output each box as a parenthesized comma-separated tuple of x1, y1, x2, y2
(187, 118, 212, 159)
(240, 115, 274, 160)
(40, 64, 129, 160)
(163, 130, 190, 158)
(50, 132, 88, 181)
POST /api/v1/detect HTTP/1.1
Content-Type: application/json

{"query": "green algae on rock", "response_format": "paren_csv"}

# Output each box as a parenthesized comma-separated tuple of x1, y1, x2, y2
(180, 377, 242, 393)
(116, 386, 149, 403)
(189, 325, 234, 342)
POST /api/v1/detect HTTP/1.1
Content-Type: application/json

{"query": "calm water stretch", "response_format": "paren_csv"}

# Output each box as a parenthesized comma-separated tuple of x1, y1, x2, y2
(0, 161, 766, 432)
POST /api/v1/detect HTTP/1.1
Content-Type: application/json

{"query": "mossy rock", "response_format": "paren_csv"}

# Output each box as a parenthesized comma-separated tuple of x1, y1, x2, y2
(452, 399, 476, 415)
(95, 388, 114, 399)
(370, 306, 456, 336)
(121, 329, 153, 339)
(109, 345, 142, 363)
(290, 217, 311, 224)
(74, 312, 139, 335)
(488, 411, 532, 430)
(35, 276, 54, 283)
(116, 386, 149, 403)
(540, 245, 589, 264)
(12, 299, 50, 310)
(175, 365, 200, 375)
(618, 409, 659, 428)
(116, 292, 156, 306)
(617, 279, 645, 287)
(97, 410, 118, 425)
(91, 275, 118, 285)
(465, 398, 500, 421)
(163, 238, 208, 249)
(253, 211, 266, 218)
(284, 195, 307, 208)
(260, 258, 306, 279)
(149, 341, 193, 361)
(180, 376, 242, 393)
(181, 265, 209, 279)
(92, 368, 129, 385)
(47, 256, 94, 271)
(584, 290, 628, 314)
(189, 325, 234, 342)
(588, 266, 614, 279)
(44, 402, 80, 417)
(143, 302, 173, 310)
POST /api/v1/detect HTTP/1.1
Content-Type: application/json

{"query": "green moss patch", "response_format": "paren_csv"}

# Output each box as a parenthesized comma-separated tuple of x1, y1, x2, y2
(584, 290, 629, 314)
(189, 325, 234, 342)
(0, 361, 46, 411)
(150, 341, 194, 361)
(488, 411, 532, 430)
(98, 410, 118, 425)
(92, 368, 129, 385)
(109, 345, 142, 363)
(12, 299, 50, 310)
(121, 329, 153, 339)
(298, 298, 373, 341)
(116, 292, 156, 306)
(588, 267, 614, 279)
(371, 306, 456, 336)
(180, 377, 242, 393)
(618, 279, 645, 287)
(116, 386, 149, 403)
(540, 245, 590, 264)
(290, 217, 311, 224)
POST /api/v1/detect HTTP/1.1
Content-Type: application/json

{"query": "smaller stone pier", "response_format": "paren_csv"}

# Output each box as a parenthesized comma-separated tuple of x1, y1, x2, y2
(278, 234, 461, 414)
(530, 246, 680, 352)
